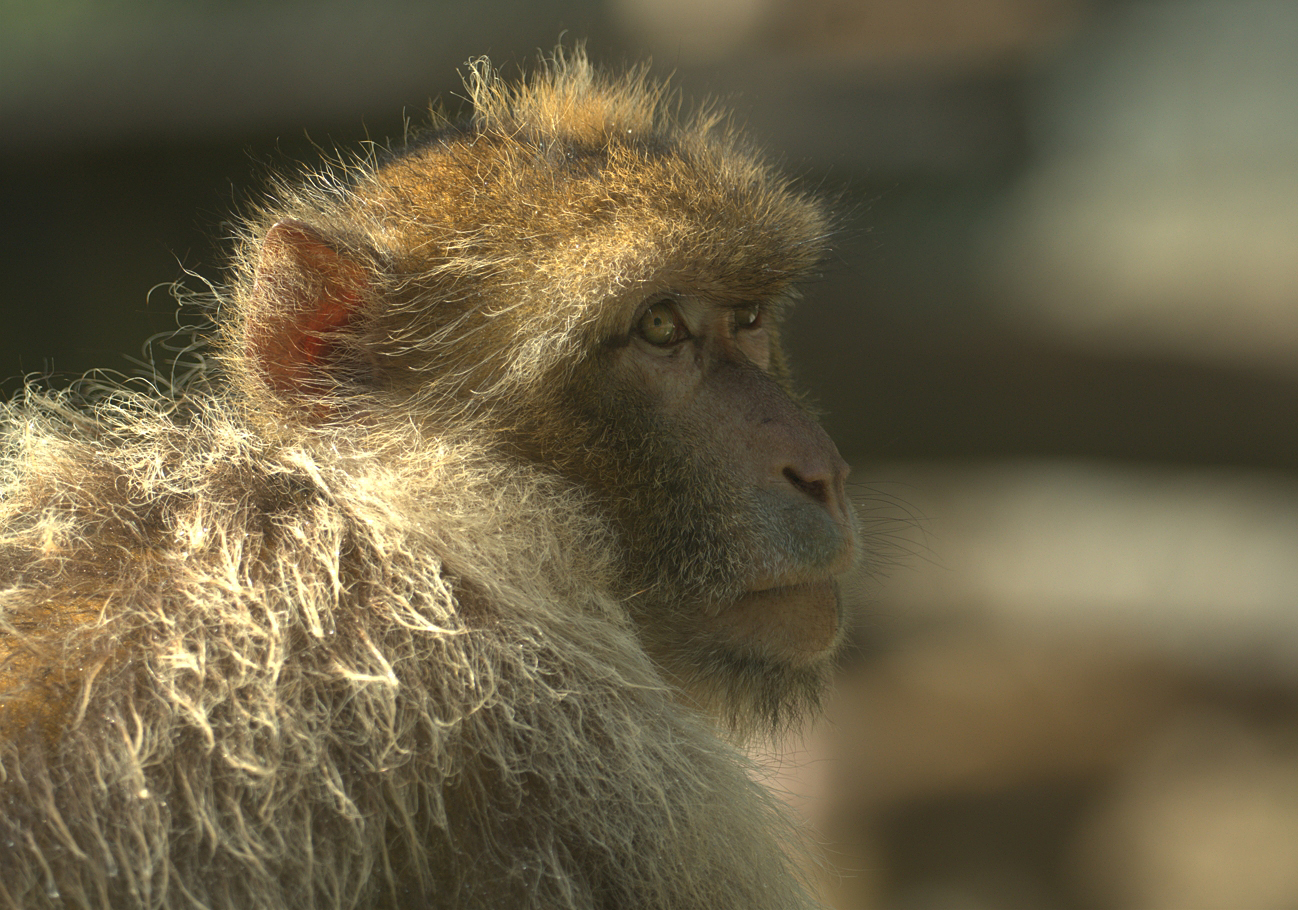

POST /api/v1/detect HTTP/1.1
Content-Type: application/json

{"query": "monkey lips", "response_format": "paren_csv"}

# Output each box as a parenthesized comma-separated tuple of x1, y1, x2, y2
(712, 578, 844, 664)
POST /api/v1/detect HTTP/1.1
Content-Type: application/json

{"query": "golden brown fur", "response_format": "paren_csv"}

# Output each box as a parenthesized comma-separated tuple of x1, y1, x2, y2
(0, 49, 851, 908)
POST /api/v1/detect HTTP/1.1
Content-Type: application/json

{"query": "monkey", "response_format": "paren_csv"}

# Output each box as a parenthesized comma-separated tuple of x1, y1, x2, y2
(0, 48, 857, 909)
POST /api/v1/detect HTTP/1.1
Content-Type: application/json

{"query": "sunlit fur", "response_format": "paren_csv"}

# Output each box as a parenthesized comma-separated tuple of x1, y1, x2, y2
(0, 49, 838, 908)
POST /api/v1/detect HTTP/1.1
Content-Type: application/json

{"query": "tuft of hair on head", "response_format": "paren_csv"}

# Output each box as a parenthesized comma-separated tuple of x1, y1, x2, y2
(219, 47, 830, 442)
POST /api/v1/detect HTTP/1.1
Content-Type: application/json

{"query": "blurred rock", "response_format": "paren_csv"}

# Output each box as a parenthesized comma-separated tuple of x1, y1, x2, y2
(988, 0, 1298, 372)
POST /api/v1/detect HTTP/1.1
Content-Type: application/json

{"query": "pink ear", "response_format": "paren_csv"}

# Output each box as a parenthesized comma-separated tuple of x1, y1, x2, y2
(246, 220, 368, 399)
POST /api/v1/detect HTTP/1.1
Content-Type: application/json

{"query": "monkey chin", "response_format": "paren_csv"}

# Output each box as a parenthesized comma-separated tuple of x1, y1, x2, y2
(714, 579, 844, 666)
(676, 579, 843, 737)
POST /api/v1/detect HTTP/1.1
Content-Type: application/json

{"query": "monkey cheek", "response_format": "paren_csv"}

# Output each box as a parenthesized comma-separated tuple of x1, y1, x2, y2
(712, 580, 842, 665)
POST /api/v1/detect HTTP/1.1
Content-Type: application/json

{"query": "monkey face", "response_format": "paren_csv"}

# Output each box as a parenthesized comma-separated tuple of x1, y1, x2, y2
(546, 289, 857, 731)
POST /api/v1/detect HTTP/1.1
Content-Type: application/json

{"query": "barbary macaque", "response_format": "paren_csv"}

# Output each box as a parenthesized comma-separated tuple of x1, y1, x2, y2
(0, 49, 857, 909)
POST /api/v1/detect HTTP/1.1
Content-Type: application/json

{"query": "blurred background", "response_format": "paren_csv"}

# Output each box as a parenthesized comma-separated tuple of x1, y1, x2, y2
(3, 1, 1297, 907)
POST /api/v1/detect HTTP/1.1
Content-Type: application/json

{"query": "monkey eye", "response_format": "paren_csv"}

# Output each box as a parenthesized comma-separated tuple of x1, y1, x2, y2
(734, 304, 762, 330)
(637, 299, 687, 346)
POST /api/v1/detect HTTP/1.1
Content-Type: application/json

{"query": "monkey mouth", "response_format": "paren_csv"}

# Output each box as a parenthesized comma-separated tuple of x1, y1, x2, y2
(714, 579, 843, 663)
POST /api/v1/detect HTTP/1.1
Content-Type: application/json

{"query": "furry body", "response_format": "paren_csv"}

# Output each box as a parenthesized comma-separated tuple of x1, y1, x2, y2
(0, 51, 844, 909)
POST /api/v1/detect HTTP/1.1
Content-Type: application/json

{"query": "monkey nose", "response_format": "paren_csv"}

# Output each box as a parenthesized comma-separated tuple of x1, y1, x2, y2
(780, 449, 851, 520)
(783, 465, 831, 504)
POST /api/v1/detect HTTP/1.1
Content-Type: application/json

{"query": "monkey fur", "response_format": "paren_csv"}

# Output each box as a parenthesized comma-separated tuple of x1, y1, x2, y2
(0, 49, 856, 909)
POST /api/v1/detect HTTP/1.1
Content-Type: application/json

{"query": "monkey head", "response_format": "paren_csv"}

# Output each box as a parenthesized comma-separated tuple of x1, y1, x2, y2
(230, 50, 858, 734)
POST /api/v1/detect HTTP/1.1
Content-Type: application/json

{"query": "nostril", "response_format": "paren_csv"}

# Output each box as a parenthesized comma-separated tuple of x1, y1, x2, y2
(783, 466, 828, 504)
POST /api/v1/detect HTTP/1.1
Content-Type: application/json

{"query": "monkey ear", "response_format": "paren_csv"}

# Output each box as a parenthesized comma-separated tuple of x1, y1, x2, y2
(245, 219, 369, 400)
